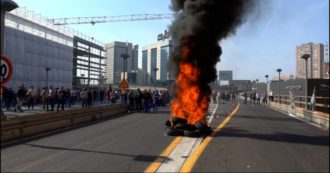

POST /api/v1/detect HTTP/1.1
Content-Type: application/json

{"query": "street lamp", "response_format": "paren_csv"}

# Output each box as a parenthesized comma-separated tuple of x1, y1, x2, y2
(276, 68, 282, 103)
(0, 0, 18, 117)
(153, 67, 159, 89)
(265, 74, 269, 96)
(1, 0, 18, 55)
(265, 75, 269, 83)
(300, 54, 310, 109)
(45, 67, 50, 87)
(255, 79, 259, 91)
(120, 53, 130, 80)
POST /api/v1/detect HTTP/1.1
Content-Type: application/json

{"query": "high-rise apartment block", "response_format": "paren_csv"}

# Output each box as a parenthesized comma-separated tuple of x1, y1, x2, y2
(296, 42, 324, 79)
(105, 41, 138, 84)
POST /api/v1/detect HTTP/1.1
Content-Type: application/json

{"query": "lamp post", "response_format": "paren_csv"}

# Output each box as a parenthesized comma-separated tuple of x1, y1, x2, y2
(276, 68, 282, 103)
(120, 53, 130, 80)
(255, 79, 259, 92)
(0, 0, 17, 117)
(1, 0, 18, 55)
(301, 54, 310, 109)
(45, 67, 50, 87)
(265, 74, 269, 96)
(153, 67, 159, 89)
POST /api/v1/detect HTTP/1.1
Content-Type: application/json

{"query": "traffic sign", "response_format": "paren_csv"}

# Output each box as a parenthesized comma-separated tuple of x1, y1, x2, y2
(1, 55, 13, 85)
(119, 79, 129, 90)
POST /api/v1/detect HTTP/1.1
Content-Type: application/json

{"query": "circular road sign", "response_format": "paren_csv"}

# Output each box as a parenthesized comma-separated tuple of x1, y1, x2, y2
(1, 55, 13, 85)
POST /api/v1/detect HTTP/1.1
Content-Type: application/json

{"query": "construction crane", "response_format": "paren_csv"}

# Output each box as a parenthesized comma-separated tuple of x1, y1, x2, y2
(47, 13, 173, 25)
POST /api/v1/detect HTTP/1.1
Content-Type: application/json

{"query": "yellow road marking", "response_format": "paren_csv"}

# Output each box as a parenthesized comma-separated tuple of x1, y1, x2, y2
(180, 103, 241, 172)
(144, 136, 183, 173)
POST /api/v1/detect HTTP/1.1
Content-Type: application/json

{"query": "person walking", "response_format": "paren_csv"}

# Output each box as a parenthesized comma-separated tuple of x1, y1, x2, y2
(243, 91, 248, 104)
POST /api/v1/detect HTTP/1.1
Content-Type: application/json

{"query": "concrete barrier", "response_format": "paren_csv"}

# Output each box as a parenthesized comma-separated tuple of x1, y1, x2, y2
(269, 102, 329, 130)
(1, 105, 128, 143)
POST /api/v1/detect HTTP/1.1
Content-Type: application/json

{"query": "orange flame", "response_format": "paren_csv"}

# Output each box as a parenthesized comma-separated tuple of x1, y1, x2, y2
(171, 47, 209, 125)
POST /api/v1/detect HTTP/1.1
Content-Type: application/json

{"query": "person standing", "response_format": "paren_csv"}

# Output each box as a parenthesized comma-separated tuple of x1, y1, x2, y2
(128, 90, 135, 112)
(15, 85, 25, 112)
(4, 87, 14, 111)
(80, 88, 88, 108)
(135, 89, 143, 111)
(48, 86, 55, 111)
(40, 87, 48, 110)
(153, 90, 160, 112)
(143, 89, 151, 113)
(26, 86, 37, 110)
(57, 86, 65, 111)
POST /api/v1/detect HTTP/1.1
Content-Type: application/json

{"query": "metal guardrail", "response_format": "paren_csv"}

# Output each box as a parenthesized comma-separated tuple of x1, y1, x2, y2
(272, 95, 329, 114)
(1, 104, 128, 143)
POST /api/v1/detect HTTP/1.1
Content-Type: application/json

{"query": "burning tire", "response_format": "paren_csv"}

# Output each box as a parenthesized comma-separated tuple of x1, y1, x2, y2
(194, 121, 213, 136)
(164, 126, 184, 136)
(165, 120, 171, 127)
(183, 129, 202, 137)
(171, 117, 187, 125)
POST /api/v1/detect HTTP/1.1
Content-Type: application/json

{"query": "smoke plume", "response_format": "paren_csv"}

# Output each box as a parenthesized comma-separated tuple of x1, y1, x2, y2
(168, 0, 256, 127)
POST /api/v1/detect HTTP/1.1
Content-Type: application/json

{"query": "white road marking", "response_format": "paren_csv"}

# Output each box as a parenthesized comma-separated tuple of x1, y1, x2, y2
(156, 100, 219, 172)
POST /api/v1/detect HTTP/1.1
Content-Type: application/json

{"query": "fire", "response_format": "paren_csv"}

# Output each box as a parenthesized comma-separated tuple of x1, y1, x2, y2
(170, 47, 209, 126)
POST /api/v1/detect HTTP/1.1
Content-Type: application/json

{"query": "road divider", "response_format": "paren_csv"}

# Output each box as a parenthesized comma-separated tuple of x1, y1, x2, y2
(1, 105, 128, 144)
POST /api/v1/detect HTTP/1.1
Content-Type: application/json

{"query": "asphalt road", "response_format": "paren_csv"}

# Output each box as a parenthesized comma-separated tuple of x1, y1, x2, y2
(1, 101, 329, 172)
(192, 102, 329, 172)
(1, 108, 174, 172)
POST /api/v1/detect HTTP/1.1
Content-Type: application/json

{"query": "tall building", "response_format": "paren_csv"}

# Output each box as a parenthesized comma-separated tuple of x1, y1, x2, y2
(296, 42, 324, 79)
(142, 30, 173, 84)
(323, 62, 329, 79)
(105, 41, 138, 85)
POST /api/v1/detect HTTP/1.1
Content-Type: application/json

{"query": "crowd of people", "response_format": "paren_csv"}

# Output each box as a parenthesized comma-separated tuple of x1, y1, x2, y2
(1, 84, 171, 113)
(242, 91, 272, 106)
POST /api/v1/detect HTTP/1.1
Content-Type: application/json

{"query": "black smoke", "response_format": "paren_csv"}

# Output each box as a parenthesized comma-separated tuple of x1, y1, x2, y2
(169, 0, 257, 87)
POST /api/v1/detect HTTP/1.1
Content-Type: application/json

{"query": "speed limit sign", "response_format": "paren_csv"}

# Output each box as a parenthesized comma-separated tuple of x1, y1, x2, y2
(1, 55, 13, 85)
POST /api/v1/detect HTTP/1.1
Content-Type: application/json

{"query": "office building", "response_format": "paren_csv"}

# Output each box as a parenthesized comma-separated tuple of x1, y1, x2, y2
(4, 8, 74, 89)
(142, 30, 173, 84)
(296, 42, 324, 79)
(73, 36, 106, 87)
(105, 41, 138, 85)
(4, 7, 106, 89)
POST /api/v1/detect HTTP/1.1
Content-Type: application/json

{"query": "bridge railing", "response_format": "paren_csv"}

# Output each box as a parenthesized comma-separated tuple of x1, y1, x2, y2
(273, 95, 329, 114)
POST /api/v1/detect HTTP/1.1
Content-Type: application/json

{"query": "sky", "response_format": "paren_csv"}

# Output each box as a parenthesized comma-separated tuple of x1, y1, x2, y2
(13, 0, 329, 82)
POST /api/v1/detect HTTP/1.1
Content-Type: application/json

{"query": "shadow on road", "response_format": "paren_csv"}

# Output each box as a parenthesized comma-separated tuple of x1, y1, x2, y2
(24, 143, 167, 162)
(214, 127, 329, 147)
(233, 114, 300, 122)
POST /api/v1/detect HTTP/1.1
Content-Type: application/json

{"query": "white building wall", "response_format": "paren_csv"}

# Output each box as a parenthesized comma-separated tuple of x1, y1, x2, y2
(4, 11, 74, 89)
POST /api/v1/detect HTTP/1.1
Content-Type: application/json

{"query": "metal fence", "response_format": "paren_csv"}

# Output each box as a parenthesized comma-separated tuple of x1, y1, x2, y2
(273, 95, 329, 114)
